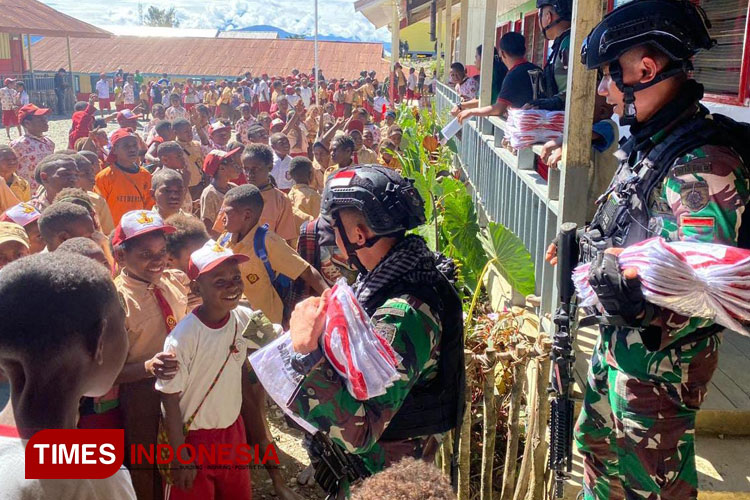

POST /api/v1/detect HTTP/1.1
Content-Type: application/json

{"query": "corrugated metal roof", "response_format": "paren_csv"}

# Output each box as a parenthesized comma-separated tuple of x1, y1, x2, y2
(30, 36, 390, 80)
(0, 0, 111, 38)
(98, 25, 219, 38)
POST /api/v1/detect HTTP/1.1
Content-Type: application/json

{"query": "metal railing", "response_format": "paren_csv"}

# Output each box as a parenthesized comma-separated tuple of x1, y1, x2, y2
(435, 81, 559, 317)
(0, 72, 76, 114)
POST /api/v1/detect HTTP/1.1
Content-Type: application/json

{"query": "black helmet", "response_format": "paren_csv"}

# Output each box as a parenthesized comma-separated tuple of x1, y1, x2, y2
(580, 0, 714, 125)
(322, 165, 425, 236)
(581, 0, 714, 70)
(536, 0, 572, 21)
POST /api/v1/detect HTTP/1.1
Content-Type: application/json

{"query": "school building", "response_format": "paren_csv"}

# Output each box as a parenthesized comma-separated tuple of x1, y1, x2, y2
(23, 35, 390, 101)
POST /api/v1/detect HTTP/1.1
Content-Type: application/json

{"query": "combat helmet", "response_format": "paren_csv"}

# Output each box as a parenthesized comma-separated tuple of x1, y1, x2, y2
(321, 165, 425, 272)
(581, 0, 715, 125)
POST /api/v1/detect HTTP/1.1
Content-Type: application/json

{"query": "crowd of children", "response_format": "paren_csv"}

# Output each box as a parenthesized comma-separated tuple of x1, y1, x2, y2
(0, 65, 417, 500)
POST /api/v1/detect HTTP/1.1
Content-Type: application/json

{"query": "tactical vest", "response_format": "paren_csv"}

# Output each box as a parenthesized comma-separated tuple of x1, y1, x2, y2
(543, 30, 570, 99)
(360, 270, 465, 442)
(584, 108, 750, 261)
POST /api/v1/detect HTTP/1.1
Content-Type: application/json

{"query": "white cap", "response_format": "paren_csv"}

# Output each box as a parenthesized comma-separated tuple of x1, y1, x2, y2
(2, 202, 41, 227)
(187, 239, 249, 280)
(111, 210, 175, 247)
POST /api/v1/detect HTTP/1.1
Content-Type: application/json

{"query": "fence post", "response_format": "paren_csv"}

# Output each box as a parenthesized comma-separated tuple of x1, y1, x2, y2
(480, 348, 499, 500)
(458, 349, 473, 500)
(512, 355, 538, 500)
(500, 344, 528, 500)
(529, 336, 553, 500)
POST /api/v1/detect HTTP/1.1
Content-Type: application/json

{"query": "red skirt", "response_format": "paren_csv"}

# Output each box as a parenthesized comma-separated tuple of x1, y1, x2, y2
(335, 103, 345, 118)
(98, 97, 111, 110)
(258, 101, 271, 113)
(2, 109, 18, 127)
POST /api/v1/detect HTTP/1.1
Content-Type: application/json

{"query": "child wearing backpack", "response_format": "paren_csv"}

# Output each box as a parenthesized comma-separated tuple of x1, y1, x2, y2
(219, 184, 327, 325)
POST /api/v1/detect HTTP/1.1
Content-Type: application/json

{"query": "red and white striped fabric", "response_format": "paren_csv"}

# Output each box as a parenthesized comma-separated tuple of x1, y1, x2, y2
(505, 109, 565, 150)
(322, 279, 401, 400)
(574, 237, 750, 336)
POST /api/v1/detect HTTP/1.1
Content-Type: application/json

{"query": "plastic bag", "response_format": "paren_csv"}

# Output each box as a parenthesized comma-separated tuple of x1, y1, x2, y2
(248, 333, 318, 434)
(505, 109, 565, 149)
(574, 237, 750, 336)
(322, 279, 402, 400)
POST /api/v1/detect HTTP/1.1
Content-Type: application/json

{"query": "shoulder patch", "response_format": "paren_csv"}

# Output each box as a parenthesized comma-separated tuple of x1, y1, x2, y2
(374, 323, 398, 345)
(671, 161, 712, 178)
(372, 307, 406, 318)
(680, 181, 710, 211)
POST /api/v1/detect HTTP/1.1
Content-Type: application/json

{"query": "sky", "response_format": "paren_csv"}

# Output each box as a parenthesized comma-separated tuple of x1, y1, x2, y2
(40, 0, 390, 42)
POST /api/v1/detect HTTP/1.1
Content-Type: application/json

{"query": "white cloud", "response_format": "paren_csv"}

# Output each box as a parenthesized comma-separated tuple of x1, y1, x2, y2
(40, 0, 390, 42)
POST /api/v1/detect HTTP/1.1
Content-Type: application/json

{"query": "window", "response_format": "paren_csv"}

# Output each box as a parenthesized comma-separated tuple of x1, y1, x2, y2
(692, 0, 749, 99)
(522, 12, 547, 65)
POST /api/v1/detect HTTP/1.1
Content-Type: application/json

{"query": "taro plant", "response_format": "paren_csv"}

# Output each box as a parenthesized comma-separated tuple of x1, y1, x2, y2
(394, 103, 536, 325)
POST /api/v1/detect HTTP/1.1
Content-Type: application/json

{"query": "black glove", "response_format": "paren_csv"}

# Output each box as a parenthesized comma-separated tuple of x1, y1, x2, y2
(588, 252, 645, 325)
(527, 96, 565, 111)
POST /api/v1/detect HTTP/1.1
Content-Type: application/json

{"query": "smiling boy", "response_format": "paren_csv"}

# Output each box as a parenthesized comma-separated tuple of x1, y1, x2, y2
(10, 104, 55, 191)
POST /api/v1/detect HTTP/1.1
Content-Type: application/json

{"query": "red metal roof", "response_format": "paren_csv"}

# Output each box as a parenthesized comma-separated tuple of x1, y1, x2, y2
(0, 0, 111, 38)
(29, 36, 390, 80)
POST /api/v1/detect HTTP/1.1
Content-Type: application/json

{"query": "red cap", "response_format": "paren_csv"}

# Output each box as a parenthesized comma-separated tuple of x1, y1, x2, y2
(106, 128, 137, 163)
(111, 210, 175, 247)
(345, 119, 364, 134)
(187, 239, 249, 280)
(284, 86, 295, 95)
(202, 147, 242, 177)
(4, 78, 15, 86)
(17, 104, 50, 123)
(117, 109, 143, 122)
(208, 122, 231, 135)
(1, 202, 41, 227)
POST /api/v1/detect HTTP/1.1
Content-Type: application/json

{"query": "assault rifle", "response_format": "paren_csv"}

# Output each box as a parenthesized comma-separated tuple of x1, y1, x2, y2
(549, 222, 579, 498)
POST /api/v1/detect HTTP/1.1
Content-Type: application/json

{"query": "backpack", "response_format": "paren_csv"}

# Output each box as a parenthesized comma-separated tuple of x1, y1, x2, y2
(253, 224, 294, 323)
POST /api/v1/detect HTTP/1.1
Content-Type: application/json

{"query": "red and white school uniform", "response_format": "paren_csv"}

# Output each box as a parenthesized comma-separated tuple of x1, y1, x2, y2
(155, 306, 254, 500)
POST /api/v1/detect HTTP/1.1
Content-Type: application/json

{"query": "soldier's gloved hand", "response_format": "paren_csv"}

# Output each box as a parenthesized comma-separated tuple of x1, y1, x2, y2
(525, 96, 565, 111)
(588, 250, 645, 324)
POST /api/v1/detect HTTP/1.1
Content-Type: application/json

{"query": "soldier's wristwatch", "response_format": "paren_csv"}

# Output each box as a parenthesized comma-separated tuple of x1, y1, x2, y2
(291, 348, 324, 375)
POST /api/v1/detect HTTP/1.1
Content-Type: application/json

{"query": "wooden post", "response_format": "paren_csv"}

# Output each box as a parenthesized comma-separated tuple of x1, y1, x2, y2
(26, 34, 34, 90)
(458, 349, 473, 500)
(529, 337, 553, 500)
(500, 345, 527, 500)
(66, 36, 74, 113)
(478, 0, 498, 107)
(441, 430, 453, 476)
(512, 356, 538, 500)
(391, 0, 400, 68)
(480, 349, 499, 500)
(556, 0, 604, 229)
(443, 0, 453, 81)
(436, 4, 443, 79)
(459, 0, 470, 62)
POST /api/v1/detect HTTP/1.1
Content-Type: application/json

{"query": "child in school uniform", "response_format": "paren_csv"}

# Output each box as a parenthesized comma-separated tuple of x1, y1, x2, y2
(151, 168, 189, 220)
(220, 184, 327, 326)
(287, 157, 321, 222)
(173, 119, 206, 201)
(200, 148, 242, 236)
(37, 201, 95, 252)
(111, 210, 189, 500)
(165, 213, 210, 310)
(0, 145, 30, 202)
(0, 253, 136, 499)
(156, 240, 254, 499)
(1, 202, 44, 254)
(240, 144, 299, 248)
(0, 221, 29, 269)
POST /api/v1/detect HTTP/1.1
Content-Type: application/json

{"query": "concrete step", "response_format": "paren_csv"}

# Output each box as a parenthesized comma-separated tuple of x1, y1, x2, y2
(562, 434, 750, 499)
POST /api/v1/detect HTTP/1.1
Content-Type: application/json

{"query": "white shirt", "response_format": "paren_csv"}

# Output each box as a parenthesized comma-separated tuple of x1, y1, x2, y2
(286, 94, 301, 108)
(155, 308, 253, 431)
(123, 83, 134, 104)
(407, 73, 417, 90)
(373, 96, 389, 113)
(299, 87, 313, 108)
(0, 428, 136, 500)
(271, 152, 293, 190)
(257, 80, 270, 102)
(95, 79, 109, 99)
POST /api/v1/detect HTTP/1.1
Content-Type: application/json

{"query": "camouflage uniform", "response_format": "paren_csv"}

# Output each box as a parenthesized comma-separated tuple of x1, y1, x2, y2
(575, 90, 750, 499)
(289, 294, 442, 473)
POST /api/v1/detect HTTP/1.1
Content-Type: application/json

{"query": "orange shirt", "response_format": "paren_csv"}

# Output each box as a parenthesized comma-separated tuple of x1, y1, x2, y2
(94, 164, 155, 226)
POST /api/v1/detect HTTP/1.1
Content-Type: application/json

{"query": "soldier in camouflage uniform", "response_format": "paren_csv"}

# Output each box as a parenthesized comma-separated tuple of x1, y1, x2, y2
(286, 165, 464, 497)
(529, 0, 571, 110)
(565, 1, 750, 498)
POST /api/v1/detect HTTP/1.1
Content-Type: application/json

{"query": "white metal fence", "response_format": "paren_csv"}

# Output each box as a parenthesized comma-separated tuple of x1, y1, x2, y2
(434, 81, 559, 317)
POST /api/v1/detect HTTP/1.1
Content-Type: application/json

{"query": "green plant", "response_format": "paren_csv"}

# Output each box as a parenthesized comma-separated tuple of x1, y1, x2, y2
(395, 103, 536, 326)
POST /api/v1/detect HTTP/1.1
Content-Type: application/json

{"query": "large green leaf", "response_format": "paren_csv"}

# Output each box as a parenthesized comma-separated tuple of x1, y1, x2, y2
(479, 222, 536, 297)
(411, 221, 438, 252)
(442, 192, 486, 280)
